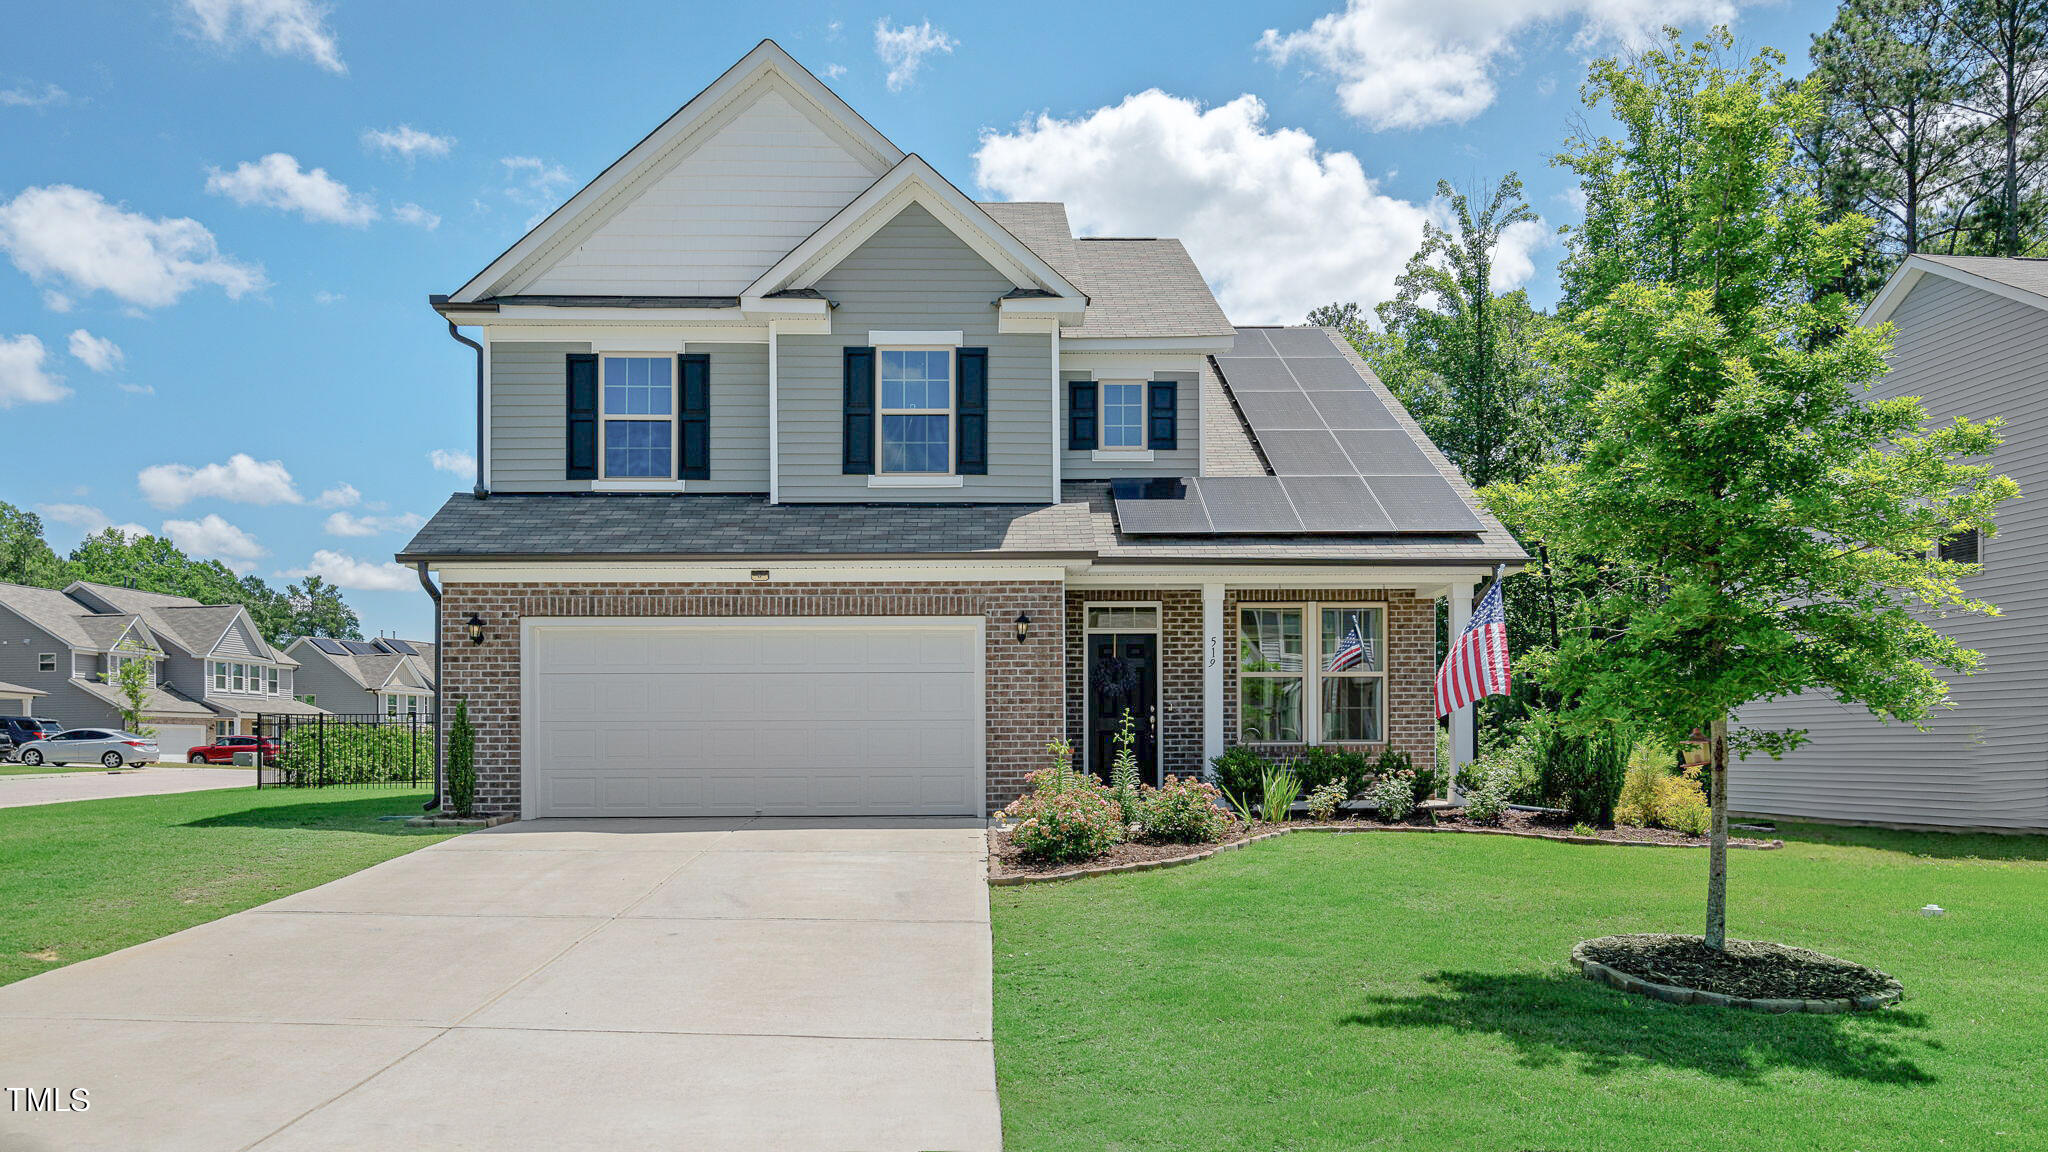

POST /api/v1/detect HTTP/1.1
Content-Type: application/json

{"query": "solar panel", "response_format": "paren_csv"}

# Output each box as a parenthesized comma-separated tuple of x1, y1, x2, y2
(1262, 327, 1345, 356)
(308, 637, 348, 655)
(1207, 357, 1297, 391)
(1115, 492, 1214, 534)
(1257, 431, 1354, 476)
(1284, 357, 1375, 390)
(1303, 390, 1399, 429)
(1335, 430, 1439, 475)
(1280, 477, 1393, 532)
(1195, 477, 1304, 533)
(341, 640, 382, 655)
(1366, 475, 1486, 531)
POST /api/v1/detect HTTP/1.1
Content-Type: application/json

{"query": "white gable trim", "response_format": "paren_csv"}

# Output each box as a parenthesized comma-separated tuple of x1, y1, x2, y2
(451, 40, 903, 304)
(1863, 255, 2048, 327)
(741, 155, 1086, 305)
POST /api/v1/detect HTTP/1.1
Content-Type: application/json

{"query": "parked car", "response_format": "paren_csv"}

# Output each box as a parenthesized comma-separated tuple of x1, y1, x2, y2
(16, 728, 160, 769)
(0, 716, 64, 760)
(185, 735, 284, 765)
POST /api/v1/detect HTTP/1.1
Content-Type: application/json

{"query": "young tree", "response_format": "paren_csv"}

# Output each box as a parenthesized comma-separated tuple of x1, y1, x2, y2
(1497, 31, 2019, 951)
(101, 657, 155, 737)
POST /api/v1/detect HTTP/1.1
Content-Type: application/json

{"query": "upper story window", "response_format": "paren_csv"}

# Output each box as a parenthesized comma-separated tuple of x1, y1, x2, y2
(601, 355, 674, 479)
(39, 653, 55, 672)
(878, 348, 952, 474)
(1938, 529, 1981, 566)
(1101, 383, 1145, 449)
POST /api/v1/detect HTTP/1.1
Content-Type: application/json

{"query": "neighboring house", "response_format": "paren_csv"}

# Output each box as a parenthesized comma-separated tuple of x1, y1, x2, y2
(400, 40, 1525, 819)
(1737, 254, 2048, 831)
(284, 635, 438, 719)
(0, 580, 325, 754)
(0, 679, 46, 717)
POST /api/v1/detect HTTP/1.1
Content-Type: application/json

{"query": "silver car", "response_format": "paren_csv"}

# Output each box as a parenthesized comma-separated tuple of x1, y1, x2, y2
(16, 728, 161, 769)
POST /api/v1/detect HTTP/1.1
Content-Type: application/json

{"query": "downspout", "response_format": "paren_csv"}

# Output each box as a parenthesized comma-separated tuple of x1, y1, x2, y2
(415, 561, 443, 811)
(445, 319, 487, 498)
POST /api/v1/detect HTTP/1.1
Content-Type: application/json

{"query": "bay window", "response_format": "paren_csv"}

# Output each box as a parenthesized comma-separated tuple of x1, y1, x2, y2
(1237, 604, 1386, 744)
(878, 348, 951, 473)
(601, 355, 674, 479)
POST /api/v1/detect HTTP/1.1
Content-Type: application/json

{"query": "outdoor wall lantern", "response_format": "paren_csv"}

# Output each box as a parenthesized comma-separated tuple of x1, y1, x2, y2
(466, 615, 486, 646)
(1014, 612, 1031, 644)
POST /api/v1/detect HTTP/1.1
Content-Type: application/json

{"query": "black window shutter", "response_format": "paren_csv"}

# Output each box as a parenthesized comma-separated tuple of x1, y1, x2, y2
(1148, 381, 1179, 451)
(565, 353, 598, 479)
(843, 346, 875, 475)
(1068, 381, 1097, 450)
(955, 347, 988, 475)
(678, 354, 710, 479)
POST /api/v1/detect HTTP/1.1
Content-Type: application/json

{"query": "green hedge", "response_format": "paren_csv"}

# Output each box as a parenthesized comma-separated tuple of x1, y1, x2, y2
(272, 722, 432, 785)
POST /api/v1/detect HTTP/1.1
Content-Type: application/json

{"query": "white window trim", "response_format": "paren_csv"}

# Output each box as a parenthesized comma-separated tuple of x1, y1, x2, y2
(38, 653, 55, 672)
(1082, 601, 1165, 778)
(598, 352, 678, 481)
(1091, 449, 1155, 463)
(868, 330, 963, 347)
(1235, 601, 1388, 746)
(876, 345, 955, 477)
(1098, 380, 1148, 452)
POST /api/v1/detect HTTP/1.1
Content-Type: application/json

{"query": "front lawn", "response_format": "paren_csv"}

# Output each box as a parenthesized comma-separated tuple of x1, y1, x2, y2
(992, 825, 2048, 1151)
(0, 762, 109, 775)
(0, 786, 460, 986)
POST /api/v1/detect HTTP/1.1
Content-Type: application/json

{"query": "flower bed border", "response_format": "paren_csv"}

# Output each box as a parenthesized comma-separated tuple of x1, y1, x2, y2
(1570, 936, 1904, 1013)
(988, 822, 1782, 885)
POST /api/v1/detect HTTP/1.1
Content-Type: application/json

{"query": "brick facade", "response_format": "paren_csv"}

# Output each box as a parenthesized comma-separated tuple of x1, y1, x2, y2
(436, 577, 1436, 817)
(437, 580, 1065, 815)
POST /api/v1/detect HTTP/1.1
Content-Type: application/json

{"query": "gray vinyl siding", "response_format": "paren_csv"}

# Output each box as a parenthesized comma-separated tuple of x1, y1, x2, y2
(214, 621, 257, 658)
(0, 605, 119, 730)
(1059, 369, 1201, 479)
(776, 202, 1054, 502)
(288, 650, 376, 713)
(1735, 273, 2048, 829)
(488, 340, 770, 493)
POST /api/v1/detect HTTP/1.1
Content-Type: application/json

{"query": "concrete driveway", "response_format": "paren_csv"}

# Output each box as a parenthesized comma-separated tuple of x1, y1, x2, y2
(0, 764, 257, 809)
(0, 816, 999, 1152)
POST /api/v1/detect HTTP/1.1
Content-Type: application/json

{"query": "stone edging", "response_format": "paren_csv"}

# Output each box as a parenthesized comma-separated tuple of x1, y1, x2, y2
(405, 812, 518, 829)
(1569, 939, 1905, 1013)
(987, 822, 1783, 886)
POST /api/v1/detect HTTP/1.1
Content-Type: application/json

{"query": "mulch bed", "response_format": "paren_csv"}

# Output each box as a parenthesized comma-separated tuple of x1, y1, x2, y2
(989, 819, 1260, 877)
(1577, 933, 1899, 1001)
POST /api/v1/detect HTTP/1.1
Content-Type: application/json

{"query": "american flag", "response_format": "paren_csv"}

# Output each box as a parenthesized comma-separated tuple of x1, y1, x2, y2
(1436, 576, 1510, 717)
(1327, 622, 1370, 672)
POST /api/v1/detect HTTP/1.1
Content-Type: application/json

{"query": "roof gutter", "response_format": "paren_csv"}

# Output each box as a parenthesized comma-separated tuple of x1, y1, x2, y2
(442, 317, 487, 499)
(414, 562, 443, 812)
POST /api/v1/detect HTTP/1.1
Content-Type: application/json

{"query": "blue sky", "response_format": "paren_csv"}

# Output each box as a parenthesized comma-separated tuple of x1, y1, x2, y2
(1, 1, 1829, 636)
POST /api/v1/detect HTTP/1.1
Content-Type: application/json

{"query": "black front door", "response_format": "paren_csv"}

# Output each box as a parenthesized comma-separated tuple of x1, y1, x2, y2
(1088, 633, 1158, 785)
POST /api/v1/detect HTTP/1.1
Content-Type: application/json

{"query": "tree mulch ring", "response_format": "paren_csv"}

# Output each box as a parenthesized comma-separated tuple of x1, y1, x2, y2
(1573, 933, 1903, 1012)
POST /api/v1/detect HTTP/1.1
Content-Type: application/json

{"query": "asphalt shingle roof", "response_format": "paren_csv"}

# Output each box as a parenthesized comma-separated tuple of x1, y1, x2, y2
(1915, 254, 2048, 302)
(978, 202, 1234, 340)
(72, 584, 286, 664)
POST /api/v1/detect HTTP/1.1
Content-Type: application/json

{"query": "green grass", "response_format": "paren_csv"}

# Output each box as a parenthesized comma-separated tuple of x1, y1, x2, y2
(0, 762, 109, 775)
(0, 786, 460, 986)
(992, 824, 2048, 1151)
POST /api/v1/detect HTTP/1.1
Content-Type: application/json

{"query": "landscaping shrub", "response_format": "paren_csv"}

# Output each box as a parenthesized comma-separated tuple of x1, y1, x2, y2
(1259, 767, 1302, 824)
(1613, 761, 1713, 835)
(1001, 742, 1124, 863)
(1292, 746, 1372, 797)
(1615, 761, 1662, 827)
(1304, 781, 1347, 822)
(1211, 746, 1276, 806)
(274, 721, 437, 787)
(1532, 723, 1629, 825)
(1108, 710, 1143, 828)
(447, 699, 475, 814)
(1457, 753, 1516, 825)
(1369, 769, 1417, 822)
(1137, 776, 1229, 843)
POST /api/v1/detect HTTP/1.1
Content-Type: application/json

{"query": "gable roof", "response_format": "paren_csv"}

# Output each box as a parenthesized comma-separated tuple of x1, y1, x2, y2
(978, 202, 1231, 339)
(741, 155, 1085, 304)
(0, 583, 119, 650)
(450, 40, 902, 305)
(287, 637, 434, 693)
(66, 582, 284, 664)
(1864, 254, 2048, 327)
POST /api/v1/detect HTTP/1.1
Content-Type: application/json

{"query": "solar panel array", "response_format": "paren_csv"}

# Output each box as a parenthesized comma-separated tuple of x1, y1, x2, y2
(1112, 327, 1485, 536)
(307, 637, 349, 655)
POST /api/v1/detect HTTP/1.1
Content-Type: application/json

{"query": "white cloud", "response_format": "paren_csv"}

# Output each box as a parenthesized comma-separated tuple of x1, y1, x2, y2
(428, 448, 476, 479)
(184, 0, 345, 75)
(874, 19, 954, 92)
(1260, 0, 1744, 129)
(41, 290, 72, 312)
(37, 503, 148, 540)
(283, 549, 414, 591)
(392, 202, 440, 229)
(362, 124, 454, 161)
(138, 453, 301, 509)
(313, 482, 359, 508)
(0, 81, 68, 108)
(161, 513, 266, 574)
(0, 185, 265, 309)
(500, 156, 573, 206)
(67, 329, 123, 373)
(0, 334, 71, 408)
(323, 510, 426, 537)
(205, 153, 377, 226)
(313, 289, 344, 304)
(118, 381, 155, 396)
(822, 63, 848, 80)
(975, 91, 1543, 324)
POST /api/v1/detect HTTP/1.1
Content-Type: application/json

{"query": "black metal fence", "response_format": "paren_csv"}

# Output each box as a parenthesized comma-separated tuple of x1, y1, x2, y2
(253, 712, 437, 789)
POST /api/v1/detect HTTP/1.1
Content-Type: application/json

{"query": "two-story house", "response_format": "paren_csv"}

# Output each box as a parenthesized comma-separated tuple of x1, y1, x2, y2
(0, 580, 324, 753)
(399, 40, 1526, 819)
(285, 635, 437, 719)
(1738, 254, 2048, 831)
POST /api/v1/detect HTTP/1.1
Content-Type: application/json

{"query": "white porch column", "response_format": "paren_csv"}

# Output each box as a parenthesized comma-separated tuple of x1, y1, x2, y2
(1201, 582, 1225, 776)
(1445, 579, 1477, 799)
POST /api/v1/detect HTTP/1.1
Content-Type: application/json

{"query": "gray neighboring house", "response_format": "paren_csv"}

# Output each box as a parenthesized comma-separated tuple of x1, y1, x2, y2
(1736, 254, 2048, 831)
(0, 679, 48, 717)
(402, 40, 1525, 821)
(284, 636, 437, 719)
(0, 581, 325, 756)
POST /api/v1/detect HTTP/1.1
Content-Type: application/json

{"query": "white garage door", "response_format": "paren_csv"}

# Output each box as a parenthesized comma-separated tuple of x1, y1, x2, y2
(525, 617, 984, 818)
(153, 723, 209, 761)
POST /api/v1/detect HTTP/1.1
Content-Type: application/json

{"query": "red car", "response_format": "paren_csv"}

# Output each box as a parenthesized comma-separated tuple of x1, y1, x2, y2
(185, 735, 284, 765)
